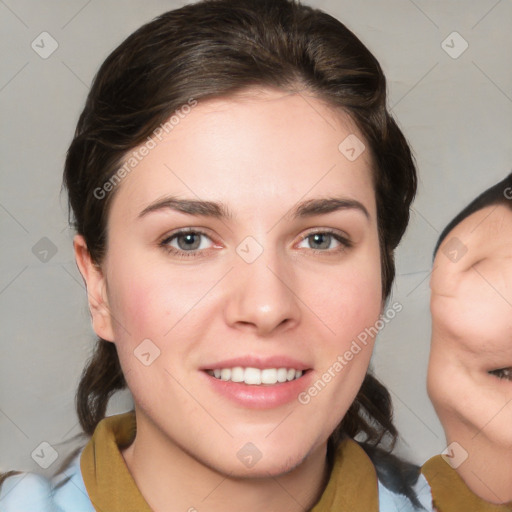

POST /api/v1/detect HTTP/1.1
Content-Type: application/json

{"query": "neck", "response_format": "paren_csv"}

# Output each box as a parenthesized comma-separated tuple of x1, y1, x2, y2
(446, 430, 512, 504)
(121, 411, 330, 512)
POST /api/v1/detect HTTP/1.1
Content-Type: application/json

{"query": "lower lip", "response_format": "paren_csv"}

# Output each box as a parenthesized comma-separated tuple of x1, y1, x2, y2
(201, 371, 313, 409)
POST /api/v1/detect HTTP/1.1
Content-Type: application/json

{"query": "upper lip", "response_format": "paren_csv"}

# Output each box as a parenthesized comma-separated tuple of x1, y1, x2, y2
(200, 356, 311, 371)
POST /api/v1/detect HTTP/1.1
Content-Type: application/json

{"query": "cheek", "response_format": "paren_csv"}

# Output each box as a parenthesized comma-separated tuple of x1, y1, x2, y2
(104, 266, 202, 403)
(106, 257, 220, 342)
(307, 259, 382, 382)
(108, 275, 171, 341)
(430, 295, 512, 444)
(433, 293, 511, 357)
(429, 356, 512, 447)
(330, 255, 382, 335)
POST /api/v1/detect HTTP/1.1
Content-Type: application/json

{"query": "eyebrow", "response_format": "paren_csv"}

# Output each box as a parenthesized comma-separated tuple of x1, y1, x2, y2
(138, 196, 370, 221)
(291, 197, 369, 220)
(139, 197, 232, 219)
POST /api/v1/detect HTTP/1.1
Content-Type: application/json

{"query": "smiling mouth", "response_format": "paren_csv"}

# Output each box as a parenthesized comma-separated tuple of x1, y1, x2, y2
(488, 367, 512, 380)
(205, 367, 305, 385)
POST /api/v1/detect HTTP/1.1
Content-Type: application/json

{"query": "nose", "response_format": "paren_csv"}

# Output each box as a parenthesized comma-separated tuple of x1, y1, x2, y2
(223, 247, 301, 337)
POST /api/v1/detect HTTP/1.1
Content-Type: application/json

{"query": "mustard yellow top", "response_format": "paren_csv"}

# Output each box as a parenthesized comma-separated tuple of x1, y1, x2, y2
(422, 455, 512, 512)
(80, 411, 381, 511)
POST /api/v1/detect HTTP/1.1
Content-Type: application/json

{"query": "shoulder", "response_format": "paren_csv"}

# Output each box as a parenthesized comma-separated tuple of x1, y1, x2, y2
(51, 450, 96, 511)
(324, 439, 435, 511)
(378, 473, 435, 511)
(0, 471, 55, 511)
(359, 443, 435, 511)
(0, 449, 95, 512)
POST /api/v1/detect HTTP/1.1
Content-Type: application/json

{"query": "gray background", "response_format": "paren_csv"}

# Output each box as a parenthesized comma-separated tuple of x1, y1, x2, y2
(1, 0, 511, 474)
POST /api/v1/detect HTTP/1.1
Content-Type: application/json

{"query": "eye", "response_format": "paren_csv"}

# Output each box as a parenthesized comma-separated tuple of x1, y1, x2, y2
(159, 229, 215, 258)
(488, 368, 512, 381)
(296, 230, 352, 252)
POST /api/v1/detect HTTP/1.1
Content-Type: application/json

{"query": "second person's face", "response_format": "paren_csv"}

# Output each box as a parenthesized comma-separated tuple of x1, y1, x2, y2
(429, 204, 512, 449)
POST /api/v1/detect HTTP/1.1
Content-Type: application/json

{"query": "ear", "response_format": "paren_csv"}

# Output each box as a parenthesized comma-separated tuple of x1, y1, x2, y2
(73, 234, 115, 342)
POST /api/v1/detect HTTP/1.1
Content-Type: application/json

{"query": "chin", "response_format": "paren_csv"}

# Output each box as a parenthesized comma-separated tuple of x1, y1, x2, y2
(203, 443, 318, 480)
(233, 454, 309, 479)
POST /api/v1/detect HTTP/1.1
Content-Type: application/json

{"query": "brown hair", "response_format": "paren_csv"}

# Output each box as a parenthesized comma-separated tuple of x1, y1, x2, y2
(65, 0, 416, 458)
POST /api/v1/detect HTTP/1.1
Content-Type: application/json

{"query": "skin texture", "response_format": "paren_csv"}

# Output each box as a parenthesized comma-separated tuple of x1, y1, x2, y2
(74, 88, 383, 512)
(429, 203, 512, 504)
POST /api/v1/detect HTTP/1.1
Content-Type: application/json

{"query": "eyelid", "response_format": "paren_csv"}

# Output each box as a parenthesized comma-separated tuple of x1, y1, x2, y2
(160, 226, 214, 239)
(295, 228, 353, 249)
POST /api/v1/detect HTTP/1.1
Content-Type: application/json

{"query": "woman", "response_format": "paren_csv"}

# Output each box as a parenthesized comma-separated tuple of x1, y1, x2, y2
(0, 0, 432, 509)
(424, 172, 512, 510)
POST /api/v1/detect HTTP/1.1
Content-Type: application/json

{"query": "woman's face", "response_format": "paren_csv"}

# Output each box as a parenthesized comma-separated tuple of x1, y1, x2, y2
(77, 88, 382, 477)
(429, 204, 512, 448)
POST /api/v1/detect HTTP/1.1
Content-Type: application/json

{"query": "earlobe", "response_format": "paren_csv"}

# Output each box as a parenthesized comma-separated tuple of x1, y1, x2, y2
(73, 234, 115, 342)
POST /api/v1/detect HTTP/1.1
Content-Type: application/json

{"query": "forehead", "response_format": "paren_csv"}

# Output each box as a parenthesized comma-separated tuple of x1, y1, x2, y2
(109, 88, 377, 222)
(431, 203, 512, 295)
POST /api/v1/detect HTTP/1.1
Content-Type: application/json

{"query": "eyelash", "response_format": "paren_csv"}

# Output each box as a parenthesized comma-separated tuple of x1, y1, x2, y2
(159, 228, 353, 259)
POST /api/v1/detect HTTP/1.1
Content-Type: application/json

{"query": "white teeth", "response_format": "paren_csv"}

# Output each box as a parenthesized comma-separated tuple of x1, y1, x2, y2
(208, 366, 304, 385)
(244, 367, 261, 385)
(277, 368, 288, 383)
(231, 366, 244, 382)
(261, 368, 277, 385)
